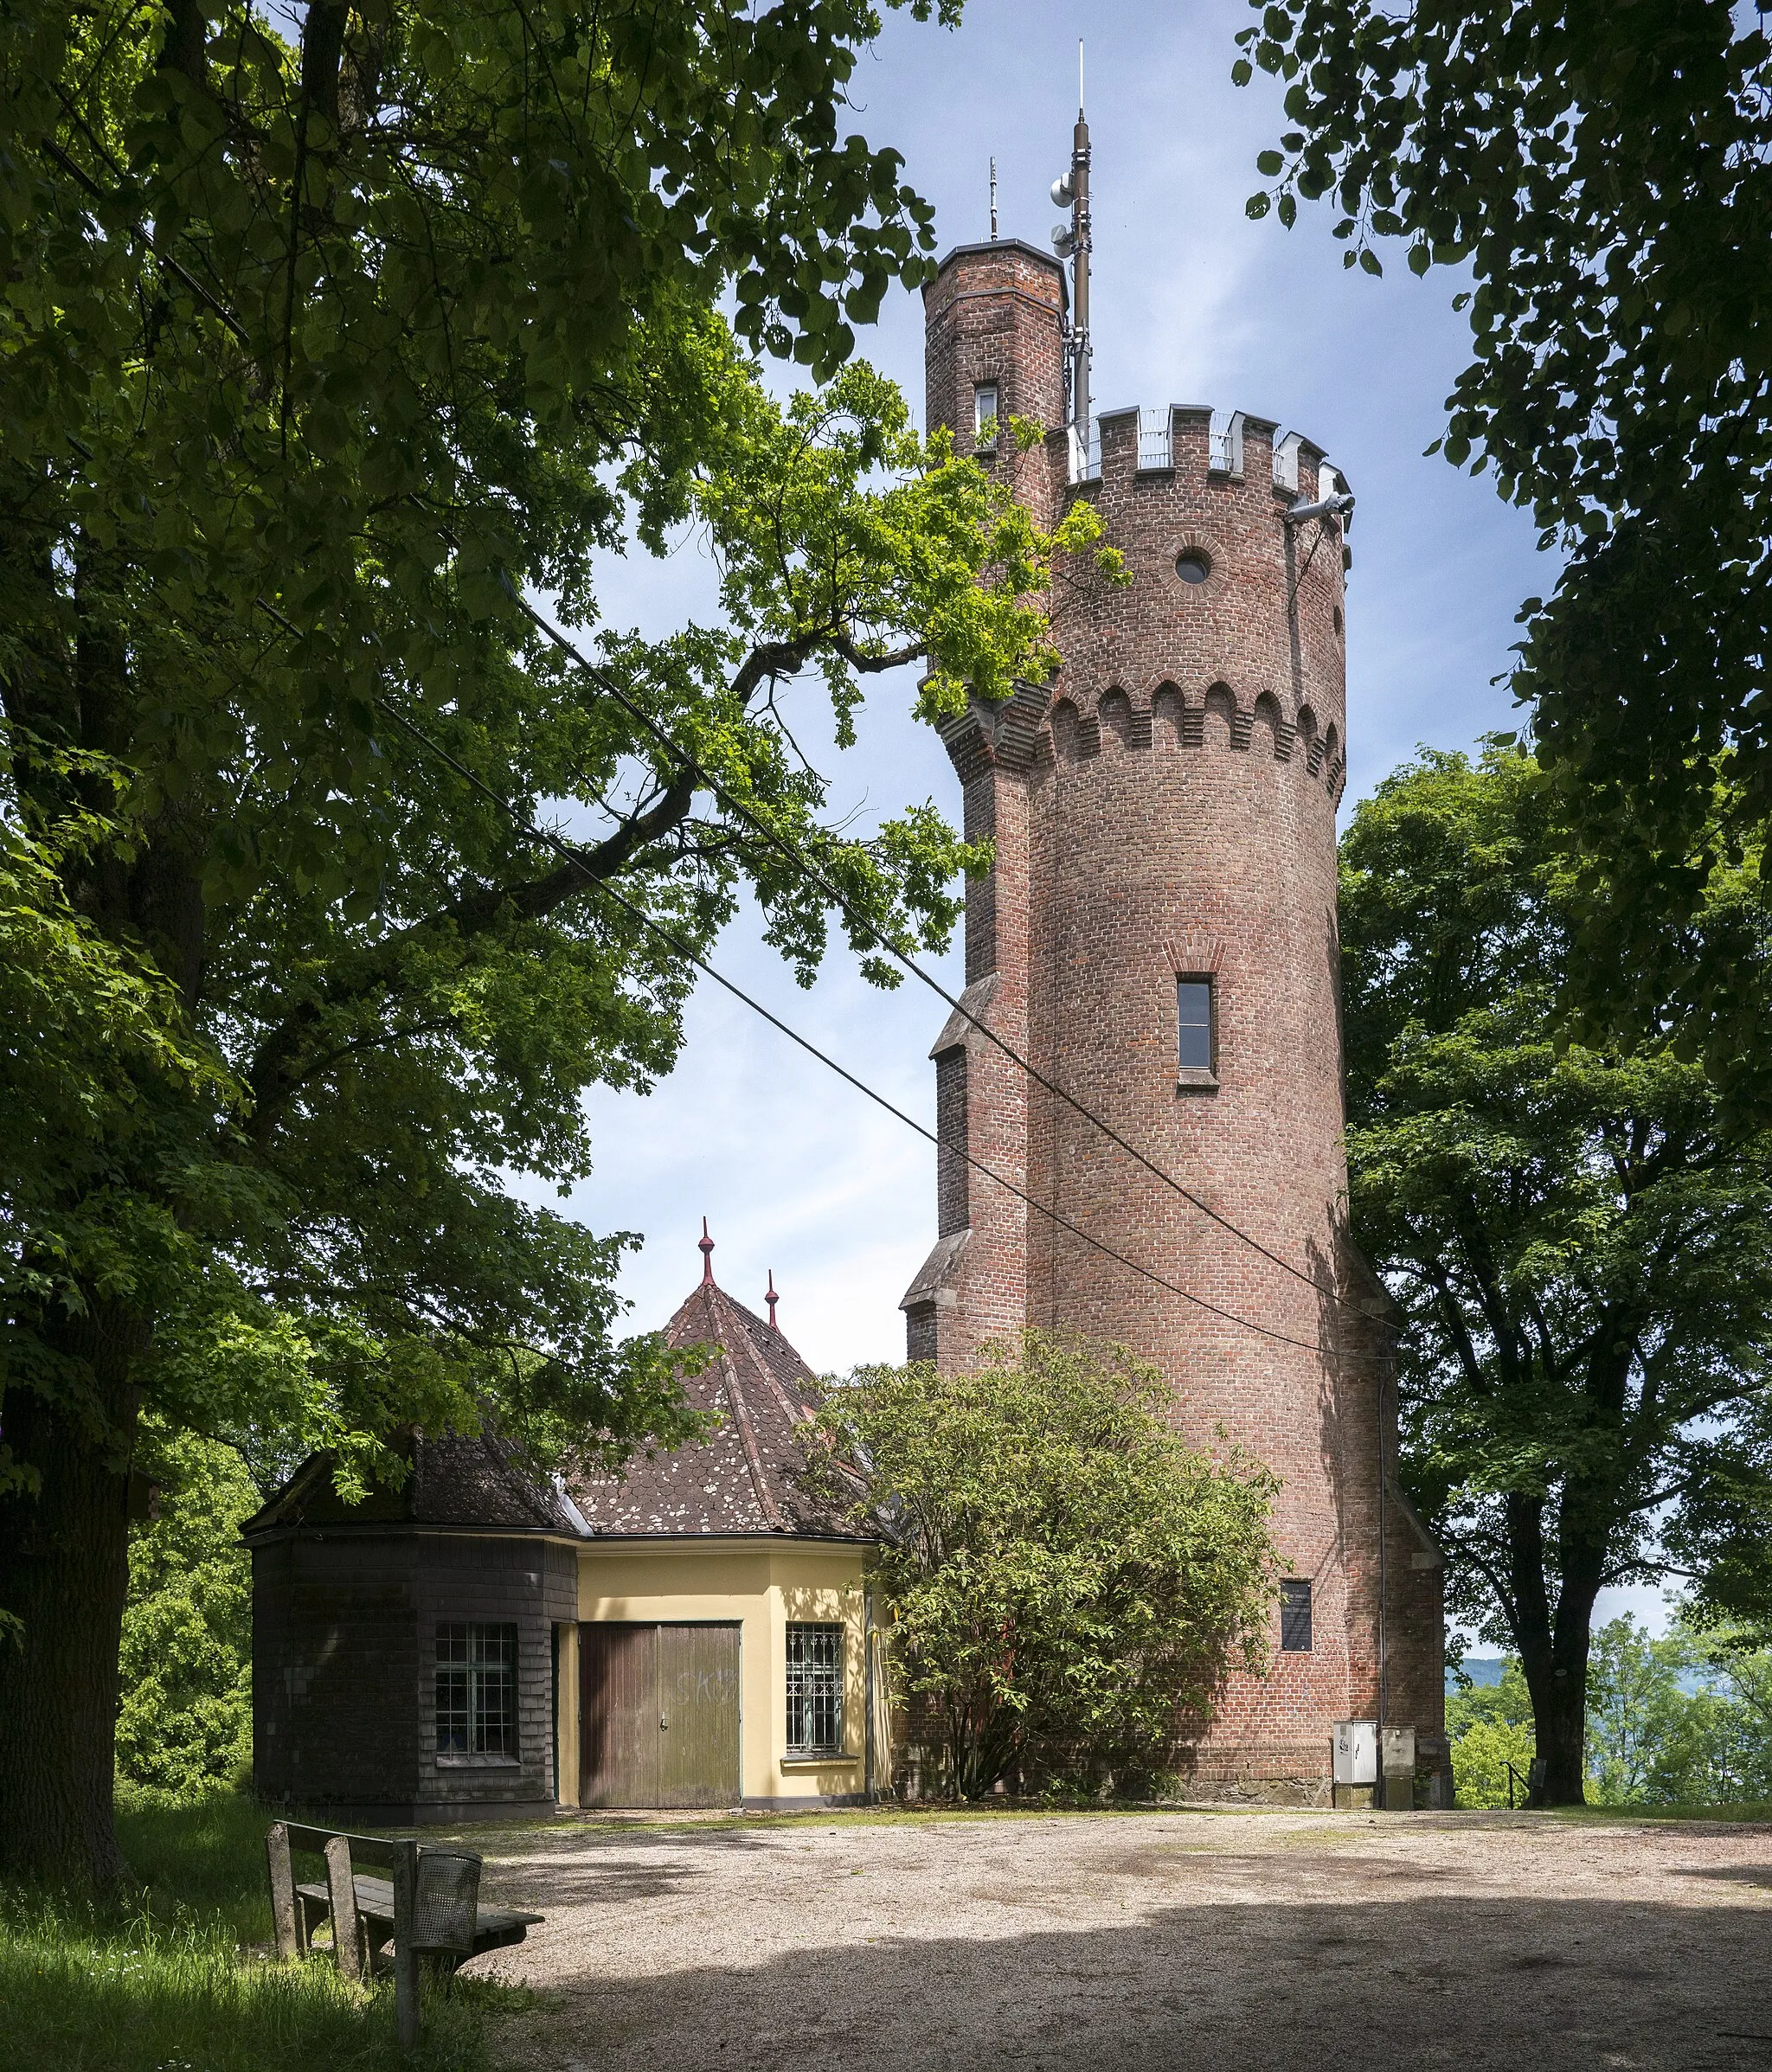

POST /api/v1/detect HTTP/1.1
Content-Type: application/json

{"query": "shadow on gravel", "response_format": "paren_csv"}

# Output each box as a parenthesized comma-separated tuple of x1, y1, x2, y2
(493, 1894, 1772, 2072)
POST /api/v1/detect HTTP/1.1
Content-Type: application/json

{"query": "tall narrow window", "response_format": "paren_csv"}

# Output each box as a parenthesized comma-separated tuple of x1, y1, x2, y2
(935, 1046, 968, 1235)
(1177, 977, 1215, 1075)
(973, 382, 999, 450)
(435, 1623, 517, 1755)
(785, 1622, 844, 1756)
(1280, 1580, 1313, 1652)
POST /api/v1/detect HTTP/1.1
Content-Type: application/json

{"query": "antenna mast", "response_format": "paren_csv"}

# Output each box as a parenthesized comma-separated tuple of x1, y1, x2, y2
(990, 156, 998, 241)
(1049, 44, 1093, 432)
(1071, 43, 1091, 432)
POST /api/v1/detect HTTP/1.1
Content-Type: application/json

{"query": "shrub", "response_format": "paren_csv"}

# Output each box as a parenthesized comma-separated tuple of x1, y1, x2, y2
(812, 1331, 1280, 1799)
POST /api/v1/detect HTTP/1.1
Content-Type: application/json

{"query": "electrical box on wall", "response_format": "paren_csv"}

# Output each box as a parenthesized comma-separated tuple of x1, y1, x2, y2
(1332, 1720, 1378, 1786)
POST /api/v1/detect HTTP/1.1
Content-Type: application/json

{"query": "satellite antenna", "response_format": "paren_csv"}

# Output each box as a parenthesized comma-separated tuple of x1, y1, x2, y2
(990, 156, 998, 241)
(1049, 41, 1092, 430)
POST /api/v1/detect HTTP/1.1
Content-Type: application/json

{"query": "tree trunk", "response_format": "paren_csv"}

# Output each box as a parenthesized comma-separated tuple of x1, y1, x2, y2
(1529, 1658, 1591, 1805)
(0, 1325, 143, 1888)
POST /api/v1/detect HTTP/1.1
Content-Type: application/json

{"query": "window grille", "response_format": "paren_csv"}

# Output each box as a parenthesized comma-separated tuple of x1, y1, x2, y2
(973, 382, 999, 449)
(435, 1623, 517, 1754)
(1136, 407, 1172, 471)
(1281, 1579, 1313, 1652)
(1178, 977, 1214, 1074)
(785, 1622, 844, 1755)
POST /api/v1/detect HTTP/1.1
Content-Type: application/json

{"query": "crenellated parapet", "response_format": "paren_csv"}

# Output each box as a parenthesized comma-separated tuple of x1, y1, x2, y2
(1037, 679, 1345, 802)
(1044, 404, 1350, 514)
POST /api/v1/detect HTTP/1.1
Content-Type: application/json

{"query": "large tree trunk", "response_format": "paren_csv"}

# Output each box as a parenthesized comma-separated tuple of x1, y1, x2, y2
(1506, 1488, 1601, 1806)
(1529, 1653, 1592, 1806)
(0, 1318, 144, 1888)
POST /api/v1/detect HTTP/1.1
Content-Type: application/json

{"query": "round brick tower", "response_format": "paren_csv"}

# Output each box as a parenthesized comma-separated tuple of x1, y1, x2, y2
(901, 236, 1445, 1800)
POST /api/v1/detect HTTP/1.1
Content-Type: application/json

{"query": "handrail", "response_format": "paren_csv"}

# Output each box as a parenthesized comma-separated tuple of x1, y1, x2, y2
(1136, 407, 1172, 471)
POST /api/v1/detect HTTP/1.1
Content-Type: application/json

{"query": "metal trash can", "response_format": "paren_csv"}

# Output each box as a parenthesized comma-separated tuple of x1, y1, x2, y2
(411, 1850, 481, 1956)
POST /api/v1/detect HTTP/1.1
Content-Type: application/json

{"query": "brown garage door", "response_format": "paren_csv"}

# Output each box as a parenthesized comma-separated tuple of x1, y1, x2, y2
(579, 1622, 741, 1808)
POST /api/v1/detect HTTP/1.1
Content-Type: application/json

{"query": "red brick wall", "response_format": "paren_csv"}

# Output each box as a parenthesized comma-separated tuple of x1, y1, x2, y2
(902, 241, 1443, 1796)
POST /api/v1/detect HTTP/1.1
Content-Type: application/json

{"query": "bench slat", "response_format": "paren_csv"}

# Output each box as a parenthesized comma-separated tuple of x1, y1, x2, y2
(293, 1878, 542, 1949)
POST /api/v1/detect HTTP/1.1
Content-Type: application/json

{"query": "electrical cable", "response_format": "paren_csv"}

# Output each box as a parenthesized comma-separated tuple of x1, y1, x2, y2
(504, 587, 1365, 1316)
(53, 93, 1354, 1323)
(369, 687, 1330, 1357)
(74, 91, 1352, 1328)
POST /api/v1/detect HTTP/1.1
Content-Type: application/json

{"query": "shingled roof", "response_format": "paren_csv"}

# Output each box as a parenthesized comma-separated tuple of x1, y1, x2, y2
(242, 1237, 865, 1546)
(242, 1429, 581, 1538)
(564, 1248, 866, 1541)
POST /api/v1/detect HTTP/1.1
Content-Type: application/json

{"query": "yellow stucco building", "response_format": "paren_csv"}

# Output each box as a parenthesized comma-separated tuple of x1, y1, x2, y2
(247, 1229, 887, 1821)
(556, 1231, 889, 1809)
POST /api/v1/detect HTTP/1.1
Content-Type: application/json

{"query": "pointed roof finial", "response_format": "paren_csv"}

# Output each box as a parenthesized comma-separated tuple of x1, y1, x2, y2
(699, 1216, 716, 1286)
(765, 1269, 779, 1331)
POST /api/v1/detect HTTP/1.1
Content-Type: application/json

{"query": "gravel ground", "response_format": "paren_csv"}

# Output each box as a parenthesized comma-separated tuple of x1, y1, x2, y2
(467, 1806, 1772, 2072)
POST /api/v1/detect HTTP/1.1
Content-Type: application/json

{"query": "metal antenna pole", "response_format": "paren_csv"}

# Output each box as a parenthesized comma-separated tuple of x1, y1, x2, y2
(990, 156, 998, 241)
(1070, 43, 1092, 432)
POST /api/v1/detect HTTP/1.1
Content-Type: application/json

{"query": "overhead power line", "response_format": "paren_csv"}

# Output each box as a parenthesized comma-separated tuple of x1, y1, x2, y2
(505, 588, 1364, 1317)
(55, 93, 1345, 1318)
(369, 689, 1329, 1357)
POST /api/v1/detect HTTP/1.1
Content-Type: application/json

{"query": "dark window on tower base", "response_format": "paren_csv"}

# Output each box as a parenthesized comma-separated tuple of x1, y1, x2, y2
(1177, 976, 1217, 1084)
(1280, 1580, 1313, 1652)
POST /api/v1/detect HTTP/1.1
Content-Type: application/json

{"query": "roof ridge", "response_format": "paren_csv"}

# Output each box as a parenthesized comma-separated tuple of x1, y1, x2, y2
(724, 1292, 813, 1429)
(714, 1342, 786, 1531)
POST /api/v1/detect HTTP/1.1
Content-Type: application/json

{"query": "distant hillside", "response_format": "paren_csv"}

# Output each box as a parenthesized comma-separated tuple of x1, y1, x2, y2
(1448, 1658, 1508, 1690)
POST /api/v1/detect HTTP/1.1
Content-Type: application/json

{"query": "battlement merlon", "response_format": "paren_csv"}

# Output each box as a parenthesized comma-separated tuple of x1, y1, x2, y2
(1043, 406, 1345, 510)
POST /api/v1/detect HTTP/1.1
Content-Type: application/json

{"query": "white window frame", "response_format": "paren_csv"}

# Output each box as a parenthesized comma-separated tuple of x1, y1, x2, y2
(973, 382, 1000, 451)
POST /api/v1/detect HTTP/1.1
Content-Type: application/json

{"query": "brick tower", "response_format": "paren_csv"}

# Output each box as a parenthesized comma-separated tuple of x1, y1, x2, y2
(900, 231, 1445, 1800)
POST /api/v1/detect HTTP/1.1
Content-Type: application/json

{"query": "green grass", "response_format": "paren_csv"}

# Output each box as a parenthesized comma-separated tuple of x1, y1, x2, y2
(1544, 1799, 1772, 1824)
(0, 1790, 526, 2072)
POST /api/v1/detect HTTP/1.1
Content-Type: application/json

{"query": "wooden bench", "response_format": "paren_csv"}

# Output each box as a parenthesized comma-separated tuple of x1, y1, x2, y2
(266, 1821, 543, 2046)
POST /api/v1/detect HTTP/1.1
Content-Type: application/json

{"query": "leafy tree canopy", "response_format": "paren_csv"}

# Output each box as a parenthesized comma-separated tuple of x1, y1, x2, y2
(1238, 0, 1772, 1110)
(809, 1333, 1279, 1799)
(1342, 747, 1772, 1804)
(0, 0, 1140, 1885)
(115, 1422, 257, 1799)
(1444, 1658, 1535, 1809)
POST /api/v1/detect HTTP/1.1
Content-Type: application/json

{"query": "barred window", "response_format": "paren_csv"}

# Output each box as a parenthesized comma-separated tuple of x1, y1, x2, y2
(785, 1622, 844, 1756)
(435, 1623, 517, 1755)
(1280, 1580, 1313, 1653)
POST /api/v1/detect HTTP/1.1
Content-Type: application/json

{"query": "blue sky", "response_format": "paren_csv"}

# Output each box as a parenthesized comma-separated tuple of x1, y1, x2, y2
(538, 1, 1660, 1632)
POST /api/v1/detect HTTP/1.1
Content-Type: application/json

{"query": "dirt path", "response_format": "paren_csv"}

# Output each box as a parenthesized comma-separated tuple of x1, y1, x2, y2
(468, 1807, 1772, 2071)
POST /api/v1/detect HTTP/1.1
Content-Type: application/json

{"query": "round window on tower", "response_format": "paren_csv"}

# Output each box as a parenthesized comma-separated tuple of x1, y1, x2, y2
(1176, 551, 1211, 586)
